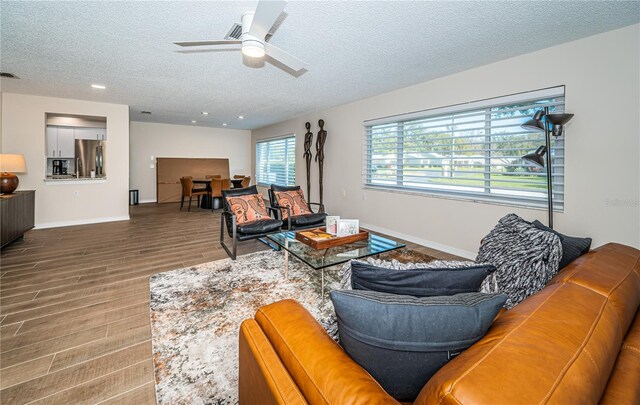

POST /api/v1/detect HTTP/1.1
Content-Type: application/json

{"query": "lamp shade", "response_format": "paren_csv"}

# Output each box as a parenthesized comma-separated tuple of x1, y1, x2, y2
(545, 113, 574, 126)
(521, 110, 546, 132)
(547, 113, 574, 137)
(522, 146, 546, 168)
(0, 154, 27, 173)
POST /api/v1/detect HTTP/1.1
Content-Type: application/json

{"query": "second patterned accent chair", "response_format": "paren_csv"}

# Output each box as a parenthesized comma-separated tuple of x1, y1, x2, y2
(268, 184, 327, 231)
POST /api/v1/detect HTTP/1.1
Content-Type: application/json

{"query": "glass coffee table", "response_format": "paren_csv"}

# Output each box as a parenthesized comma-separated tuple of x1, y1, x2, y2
(266, 231, 405, 302)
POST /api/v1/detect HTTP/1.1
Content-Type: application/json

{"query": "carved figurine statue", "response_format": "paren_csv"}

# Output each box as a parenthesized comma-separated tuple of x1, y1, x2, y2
(315, 119, 327, 206)
(303, 122, 313, 202)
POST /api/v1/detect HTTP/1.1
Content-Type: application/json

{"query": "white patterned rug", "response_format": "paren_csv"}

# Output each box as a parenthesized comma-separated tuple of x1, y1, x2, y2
(150, 248, 434, 404)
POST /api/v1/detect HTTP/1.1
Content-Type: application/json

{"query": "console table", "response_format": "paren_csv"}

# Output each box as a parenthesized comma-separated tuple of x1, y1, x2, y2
(1, 190, 35, 248)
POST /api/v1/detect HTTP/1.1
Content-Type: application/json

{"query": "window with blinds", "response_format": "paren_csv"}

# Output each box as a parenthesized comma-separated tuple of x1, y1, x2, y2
(364, 86, 566, 209)
(256, 135, 296, 187)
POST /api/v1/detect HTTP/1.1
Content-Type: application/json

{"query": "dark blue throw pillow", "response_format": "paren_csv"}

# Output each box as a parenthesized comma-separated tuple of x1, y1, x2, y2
(330, 290, 507, 402)
(531, 220, 592, 269)
(350, 261, 496, 297)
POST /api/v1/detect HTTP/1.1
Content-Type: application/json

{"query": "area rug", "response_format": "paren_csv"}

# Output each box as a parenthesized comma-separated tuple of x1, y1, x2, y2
(150, 248, 434, 404)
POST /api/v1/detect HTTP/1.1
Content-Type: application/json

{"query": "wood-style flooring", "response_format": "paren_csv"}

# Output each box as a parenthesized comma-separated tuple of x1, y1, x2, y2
(0, 202, 459, 404)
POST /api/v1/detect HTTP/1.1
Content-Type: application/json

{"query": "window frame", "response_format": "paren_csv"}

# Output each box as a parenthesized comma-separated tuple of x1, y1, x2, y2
(255, 134, 296, 187)
(363, 86, 566, 211)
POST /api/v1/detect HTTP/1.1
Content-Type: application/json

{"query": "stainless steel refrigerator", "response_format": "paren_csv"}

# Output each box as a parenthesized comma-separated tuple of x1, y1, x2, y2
(75, 139, 105, 177)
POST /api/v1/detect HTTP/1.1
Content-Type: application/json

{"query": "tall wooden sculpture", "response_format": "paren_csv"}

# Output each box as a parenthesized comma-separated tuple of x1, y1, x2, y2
(303, 122, 313, 201)
(315, 119, 327, 206)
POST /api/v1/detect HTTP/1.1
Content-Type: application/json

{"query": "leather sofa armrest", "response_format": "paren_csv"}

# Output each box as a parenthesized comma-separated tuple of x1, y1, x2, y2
(239, 319, 307, 405)
(254, 299, 399, 405)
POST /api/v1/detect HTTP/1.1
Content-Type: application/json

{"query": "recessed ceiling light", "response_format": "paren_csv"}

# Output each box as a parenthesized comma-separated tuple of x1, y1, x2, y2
(201, 112, 209, 115)
(91, 84, 106, 89)
(191, 120, 197, 124)
(222, 123, 228, 126)
(237, 115, 244, 120)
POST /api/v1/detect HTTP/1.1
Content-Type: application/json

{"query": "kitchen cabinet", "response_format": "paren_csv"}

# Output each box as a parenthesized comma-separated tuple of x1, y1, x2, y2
(46, 126, 75, 158)
(58, 127, 75, 157)
(75, 127, 106, 140)
(46, 127, 58, 157)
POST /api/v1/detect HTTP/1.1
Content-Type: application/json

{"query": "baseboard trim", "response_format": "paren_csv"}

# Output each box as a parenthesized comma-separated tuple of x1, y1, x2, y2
(35, 215, 130, 229)
(360, 222, 476, 260)
(139, 199, 157, 204)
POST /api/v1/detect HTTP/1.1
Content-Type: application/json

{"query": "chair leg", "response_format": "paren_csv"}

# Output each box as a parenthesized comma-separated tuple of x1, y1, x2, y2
(188, 196, 192, 212)
(220, 214, 237, 260)
(211, 194, 215, 212)
(197, 195, 201, 208)
(180, 196, 184, 210)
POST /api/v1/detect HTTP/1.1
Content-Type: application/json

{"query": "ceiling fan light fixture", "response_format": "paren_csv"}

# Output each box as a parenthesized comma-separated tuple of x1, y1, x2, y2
(241, 41, 265, 58)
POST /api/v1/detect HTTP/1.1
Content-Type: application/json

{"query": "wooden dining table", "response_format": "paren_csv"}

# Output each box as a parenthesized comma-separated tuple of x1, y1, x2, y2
(193, 178, 239, 209)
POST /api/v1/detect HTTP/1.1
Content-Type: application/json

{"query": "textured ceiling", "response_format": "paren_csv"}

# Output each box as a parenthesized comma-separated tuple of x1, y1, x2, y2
(1, 1, 638, 130)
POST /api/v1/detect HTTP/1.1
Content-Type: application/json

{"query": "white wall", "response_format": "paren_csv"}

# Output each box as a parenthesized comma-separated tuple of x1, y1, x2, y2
(1, 93, 130, 228)
(252, 24, 640, 258)
(129, 121, 251, 202)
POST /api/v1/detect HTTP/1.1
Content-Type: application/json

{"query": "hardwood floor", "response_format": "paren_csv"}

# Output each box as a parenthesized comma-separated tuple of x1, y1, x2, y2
(0, 203, 459, 404)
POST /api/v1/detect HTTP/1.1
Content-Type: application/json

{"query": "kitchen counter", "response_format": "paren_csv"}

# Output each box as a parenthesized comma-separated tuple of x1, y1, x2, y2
(44, 176, 107, 184)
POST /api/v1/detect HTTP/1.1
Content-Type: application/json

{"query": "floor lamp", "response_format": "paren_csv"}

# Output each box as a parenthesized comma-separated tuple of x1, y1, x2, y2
(521, 107, 574, 229)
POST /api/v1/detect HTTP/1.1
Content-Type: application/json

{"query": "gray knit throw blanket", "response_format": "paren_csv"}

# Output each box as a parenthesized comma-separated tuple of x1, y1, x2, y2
(478, 214, 562, 309)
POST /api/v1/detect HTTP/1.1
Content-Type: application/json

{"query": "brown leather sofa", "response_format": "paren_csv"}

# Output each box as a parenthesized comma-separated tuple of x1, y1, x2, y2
(238, 243, 640, 404)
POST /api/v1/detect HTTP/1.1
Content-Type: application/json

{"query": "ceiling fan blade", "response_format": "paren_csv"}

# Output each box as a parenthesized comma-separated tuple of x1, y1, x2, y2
(174, 40, 241, 47)
(247, 0, 287, 39)
(264, 43, 306, 72)
(176, 44, 241, 54)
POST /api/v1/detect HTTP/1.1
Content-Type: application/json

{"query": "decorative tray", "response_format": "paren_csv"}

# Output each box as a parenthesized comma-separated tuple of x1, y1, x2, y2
(295, 227, 369, 250)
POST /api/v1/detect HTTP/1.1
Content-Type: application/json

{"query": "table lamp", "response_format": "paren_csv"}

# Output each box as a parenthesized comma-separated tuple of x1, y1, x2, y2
(0, 154, 27, 194)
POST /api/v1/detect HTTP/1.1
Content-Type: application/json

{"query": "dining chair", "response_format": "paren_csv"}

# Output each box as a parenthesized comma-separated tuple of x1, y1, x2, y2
(240, 176, 251, 188)
(209, 178, 232, 211)
(180, 177, 208, 211)
(183, 175, 207, 192)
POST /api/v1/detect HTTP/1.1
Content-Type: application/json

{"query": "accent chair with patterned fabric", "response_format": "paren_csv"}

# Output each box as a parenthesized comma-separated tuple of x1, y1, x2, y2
(268, 184, 327, 230)
(220, 185, 282, 259)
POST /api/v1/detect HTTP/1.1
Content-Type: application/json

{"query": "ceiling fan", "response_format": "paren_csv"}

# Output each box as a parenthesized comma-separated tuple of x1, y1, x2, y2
(174, 0, 307, 73)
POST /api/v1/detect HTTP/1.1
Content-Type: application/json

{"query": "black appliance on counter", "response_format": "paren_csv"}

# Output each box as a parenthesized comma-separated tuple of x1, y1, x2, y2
(52, 159, 68, 175)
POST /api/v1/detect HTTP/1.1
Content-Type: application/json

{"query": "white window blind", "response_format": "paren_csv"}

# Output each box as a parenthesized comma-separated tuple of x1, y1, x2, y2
(364, 86, 566, 210)
(256, 135, 296, 187)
